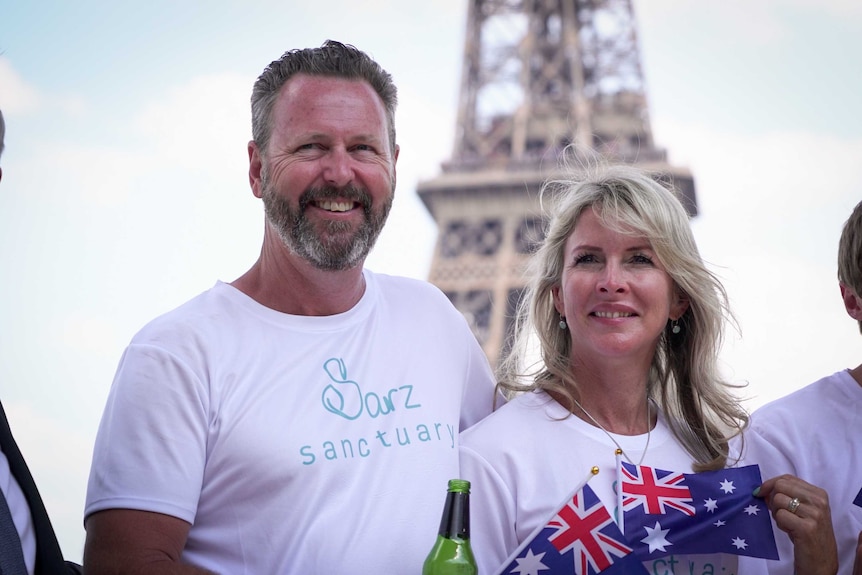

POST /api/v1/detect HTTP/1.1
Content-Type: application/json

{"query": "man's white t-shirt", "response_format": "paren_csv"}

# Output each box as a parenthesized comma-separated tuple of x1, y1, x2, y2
(735, 369, 862, 575)
(86, 270, 497, 574)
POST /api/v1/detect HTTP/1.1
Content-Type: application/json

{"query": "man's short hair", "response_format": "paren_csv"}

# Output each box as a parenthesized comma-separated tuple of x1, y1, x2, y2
(250, 40, 398, 158)
(838, 200, 862, 332)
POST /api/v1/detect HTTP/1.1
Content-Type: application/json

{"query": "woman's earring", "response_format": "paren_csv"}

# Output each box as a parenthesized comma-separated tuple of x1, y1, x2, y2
(671, 319, 681, 334)
(558, 314, 568, 330)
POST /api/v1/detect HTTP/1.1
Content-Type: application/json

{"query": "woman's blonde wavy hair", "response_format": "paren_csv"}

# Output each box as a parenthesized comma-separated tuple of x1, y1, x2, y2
(498, 163, 747, 470)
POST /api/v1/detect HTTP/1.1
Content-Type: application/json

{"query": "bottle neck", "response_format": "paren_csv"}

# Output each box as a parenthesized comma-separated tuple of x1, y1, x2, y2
(438, 491, 470, 540)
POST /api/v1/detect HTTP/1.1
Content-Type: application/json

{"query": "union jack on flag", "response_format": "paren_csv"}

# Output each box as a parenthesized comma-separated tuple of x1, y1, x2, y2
(621, 464, 695, 516)
(495, 482, 648, 575)
(548, 485, 633, 573)
(621, 462, 778, 561)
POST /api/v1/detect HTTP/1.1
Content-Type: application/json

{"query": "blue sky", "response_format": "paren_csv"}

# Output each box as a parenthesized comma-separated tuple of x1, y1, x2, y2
(2, 0, 861, 563)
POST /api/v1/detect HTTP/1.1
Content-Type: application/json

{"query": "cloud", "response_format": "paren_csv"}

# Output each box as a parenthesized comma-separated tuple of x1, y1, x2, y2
(0, 57, 87, 118)
(135, 72, 253, 178)
(55, 312, 122, 355)
(637, 0, 862, 46)
(786, 0, 862, 17)
(0, 57, 42, 114)
(16, 141, 145, 206)
(654, 118, 862, 230)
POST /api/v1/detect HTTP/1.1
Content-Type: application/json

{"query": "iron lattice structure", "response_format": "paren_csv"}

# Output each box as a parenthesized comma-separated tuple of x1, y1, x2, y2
(418, 0, 696, 366)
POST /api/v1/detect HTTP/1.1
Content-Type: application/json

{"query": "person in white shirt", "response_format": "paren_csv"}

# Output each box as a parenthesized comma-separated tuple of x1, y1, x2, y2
(736, 200, 862, 574)
(460, 163, 837, 575)
(82, 41, 497, 574)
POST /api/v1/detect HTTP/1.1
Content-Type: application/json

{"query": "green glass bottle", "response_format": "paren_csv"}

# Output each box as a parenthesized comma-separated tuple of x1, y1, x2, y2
(422, 479, 478, 575)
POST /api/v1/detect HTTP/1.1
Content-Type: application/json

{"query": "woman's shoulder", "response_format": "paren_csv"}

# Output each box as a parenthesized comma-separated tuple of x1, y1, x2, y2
(461, 390, 567, 446)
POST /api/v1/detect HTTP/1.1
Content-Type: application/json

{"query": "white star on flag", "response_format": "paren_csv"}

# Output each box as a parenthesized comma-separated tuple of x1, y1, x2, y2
(510, 549, 549, 575)
(732, 537, 748, 550)
(641, 521, 673, 553)
(719, 479, 736, 494)
(703, 498, 718, 512)
(744, 504, 760, 516)
(714, 519, 726, 527)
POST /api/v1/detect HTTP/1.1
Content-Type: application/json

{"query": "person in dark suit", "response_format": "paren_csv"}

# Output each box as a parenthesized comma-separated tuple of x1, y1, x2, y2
(0, 109, 81, 574)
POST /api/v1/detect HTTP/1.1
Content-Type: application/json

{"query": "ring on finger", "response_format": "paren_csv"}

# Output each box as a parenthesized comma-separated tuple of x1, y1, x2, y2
(787, 497, 801, 514)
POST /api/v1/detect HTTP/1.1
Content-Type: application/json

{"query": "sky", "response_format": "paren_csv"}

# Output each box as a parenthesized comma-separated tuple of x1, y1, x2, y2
(1, 0, 861, 564)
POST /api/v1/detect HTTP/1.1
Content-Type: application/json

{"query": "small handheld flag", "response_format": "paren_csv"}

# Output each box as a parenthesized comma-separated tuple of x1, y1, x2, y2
(494, 468, 648, 575)
(620, 463, 778, 561)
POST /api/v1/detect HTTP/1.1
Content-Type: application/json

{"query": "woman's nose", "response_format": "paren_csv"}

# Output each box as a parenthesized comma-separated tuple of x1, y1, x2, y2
(597, 262, 626, 293)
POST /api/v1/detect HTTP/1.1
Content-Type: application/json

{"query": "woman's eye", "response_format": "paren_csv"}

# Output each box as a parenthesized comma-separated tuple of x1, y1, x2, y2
(631, 254, 654, 265)
(573, 254, 597, 265)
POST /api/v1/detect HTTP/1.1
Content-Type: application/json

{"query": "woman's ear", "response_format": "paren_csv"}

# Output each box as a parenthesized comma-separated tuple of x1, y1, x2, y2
(552, 285, 564, 316)
(670, 290, 690, 321)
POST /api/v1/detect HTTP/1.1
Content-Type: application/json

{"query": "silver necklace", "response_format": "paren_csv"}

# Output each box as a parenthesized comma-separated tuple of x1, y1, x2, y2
(572, 397, 652, 466)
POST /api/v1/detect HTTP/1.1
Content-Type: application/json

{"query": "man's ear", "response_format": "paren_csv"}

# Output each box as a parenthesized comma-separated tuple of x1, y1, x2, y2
(389, 144, 399, 189)
(248, 140, 264, 199)
(840, 283, 862, 321)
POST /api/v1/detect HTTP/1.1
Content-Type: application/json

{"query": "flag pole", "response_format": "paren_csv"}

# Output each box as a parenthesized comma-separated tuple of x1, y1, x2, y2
(582, 465, 600, 493)
(615, 448, 624, 533)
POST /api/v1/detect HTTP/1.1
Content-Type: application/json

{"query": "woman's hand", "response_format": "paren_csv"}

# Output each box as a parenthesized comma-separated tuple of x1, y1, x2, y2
(755, 474, 837, 575)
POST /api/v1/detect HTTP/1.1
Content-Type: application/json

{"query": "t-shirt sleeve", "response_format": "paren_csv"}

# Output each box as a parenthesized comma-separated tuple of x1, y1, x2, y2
(459, 443, 518, 575)
(84, 342, 210, 524)
(736, 418, 800, 481)
(458, 325, 498, 432)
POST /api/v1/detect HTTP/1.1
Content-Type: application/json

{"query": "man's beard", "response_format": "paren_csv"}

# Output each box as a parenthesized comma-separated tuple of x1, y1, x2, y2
(261, 171, 393, 271)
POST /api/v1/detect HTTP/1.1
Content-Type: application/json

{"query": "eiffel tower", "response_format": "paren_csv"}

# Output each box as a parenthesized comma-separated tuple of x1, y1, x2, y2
(417, 0, 697, 367)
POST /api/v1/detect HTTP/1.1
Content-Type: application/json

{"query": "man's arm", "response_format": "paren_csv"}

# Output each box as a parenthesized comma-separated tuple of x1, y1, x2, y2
(853, 531, 862, 575)
(83, 509, 216, 575)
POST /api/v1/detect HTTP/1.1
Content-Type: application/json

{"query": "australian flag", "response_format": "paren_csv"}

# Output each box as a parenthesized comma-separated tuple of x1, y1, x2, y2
(495, 482, 648, 575)
(621, 462, 778, 561)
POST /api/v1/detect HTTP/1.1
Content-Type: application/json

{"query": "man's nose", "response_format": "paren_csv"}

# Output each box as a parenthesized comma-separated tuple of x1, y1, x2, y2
(321, 147, 355, 188)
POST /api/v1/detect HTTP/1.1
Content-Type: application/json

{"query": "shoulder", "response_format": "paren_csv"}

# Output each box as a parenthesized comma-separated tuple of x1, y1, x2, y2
(749, 370, 854, 427)
(735, 370, 856, 464)
(366, 270, 467, 326)
(368, 270, 450, 302)
(461, 392, 560, 447)
(126, 283, 240, 357)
